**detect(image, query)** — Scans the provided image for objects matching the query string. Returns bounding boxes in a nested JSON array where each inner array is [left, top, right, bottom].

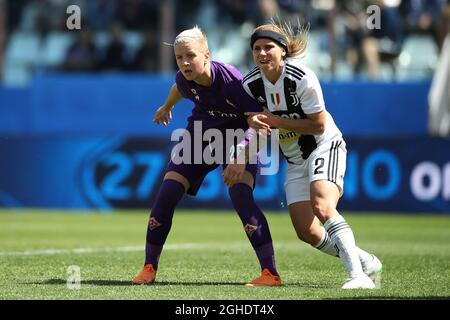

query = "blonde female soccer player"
[[238, 22, 382, 289], [132, 26, 281, 286]]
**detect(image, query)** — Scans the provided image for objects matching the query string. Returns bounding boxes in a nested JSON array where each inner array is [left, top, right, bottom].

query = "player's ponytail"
[[252, 18, 309, 59]]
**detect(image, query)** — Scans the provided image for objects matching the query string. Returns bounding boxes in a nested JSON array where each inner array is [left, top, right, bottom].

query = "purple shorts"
[[165, 126, 258, 196], [166, 161, 258, 196]]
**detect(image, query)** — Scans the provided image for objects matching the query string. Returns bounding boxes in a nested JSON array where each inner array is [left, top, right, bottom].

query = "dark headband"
[[250, 30, 288, 53]]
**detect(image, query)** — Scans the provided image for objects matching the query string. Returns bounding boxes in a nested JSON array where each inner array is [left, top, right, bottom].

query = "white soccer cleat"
[[341, 274, 376, 289], [363, 254, 382, 288]]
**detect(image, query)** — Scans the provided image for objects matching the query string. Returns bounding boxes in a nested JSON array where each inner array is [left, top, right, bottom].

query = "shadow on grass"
[[27, 279, 245, 286], [26, 279, 333, 288]]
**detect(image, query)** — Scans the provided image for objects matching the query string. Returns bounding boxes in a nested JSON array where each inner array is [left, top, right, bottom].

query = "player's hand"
[[153, 105, 172, 126], [222, 163, 246, 187], [245, 108, 276, 131], [246, 114, 272, 133]]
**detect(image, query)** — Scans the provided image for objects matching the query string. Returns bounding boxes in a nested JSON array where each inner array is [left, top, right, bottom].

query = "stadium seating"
[[397, 34, 440, 81], [3, 31, 40, 86], [3, 27, 440, 87], [122, 30, 144, 61], [36, 31, 74, 69], [304, 30, 332, 78]]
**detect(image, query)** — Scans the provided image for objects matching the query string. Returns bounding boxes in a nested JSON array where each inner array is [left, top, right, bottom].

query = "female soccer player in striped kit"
[[239, 21, 382, 289], [132, 26, 281, 286]]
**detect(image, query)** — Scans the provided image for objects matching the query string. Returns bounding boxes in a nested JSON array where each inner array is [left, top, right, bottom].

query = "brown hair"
[[253, 19, 309, 59]]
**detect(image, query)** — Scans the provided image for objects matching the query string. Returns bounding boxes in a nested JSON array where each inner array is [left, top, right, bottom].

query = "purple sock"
[[256, 243, 277, 275], [228, 183, 278, 275], [145, 179, 185, 269]]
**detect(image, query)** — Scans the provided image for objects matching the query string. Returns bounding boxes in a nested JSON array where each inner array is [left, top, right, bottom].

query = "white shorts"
[[284, 139, 347, 205]]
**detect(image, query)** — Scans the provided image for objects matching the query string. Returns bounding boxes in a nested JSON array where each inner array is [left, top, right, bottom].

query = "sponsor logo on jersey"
[[278, 129, 300, 142], [270, 93, 281, 106], [207, 110, 238, 118]]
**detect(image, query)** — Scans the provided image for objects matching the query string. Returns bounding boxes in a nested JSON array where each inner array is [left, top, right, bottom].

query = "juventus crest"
[[290, 92, 300, 107]]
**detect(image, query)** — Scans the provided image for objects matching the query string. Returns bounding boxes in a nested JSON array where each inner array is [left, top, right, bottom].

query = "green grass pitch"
[[0, 209, 449, 300]]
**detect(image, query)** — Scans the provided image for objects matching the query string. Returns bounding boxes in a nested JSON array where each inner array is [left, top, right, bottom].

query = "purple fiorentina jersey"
[[175, 61, 263, 131]]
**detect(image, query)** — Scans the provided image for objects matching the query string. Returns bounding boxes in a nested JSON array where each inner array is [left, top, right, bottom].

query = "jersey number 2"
[[314, 157, 325, 175]]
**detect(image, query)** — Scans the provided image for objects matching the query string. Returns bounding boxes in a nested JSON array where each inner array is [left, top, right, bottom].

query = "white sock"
[[314, 227, 339, 257], [356, 247, 374, 270], [314, 227, 374, 269], [324, 214, 364, 278]]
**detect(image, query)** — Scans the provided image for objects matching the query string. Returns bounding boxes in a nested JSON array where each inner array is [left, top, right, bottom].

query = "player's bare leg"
[[289, 201, 382, 284], [289, 201, 323, 245]]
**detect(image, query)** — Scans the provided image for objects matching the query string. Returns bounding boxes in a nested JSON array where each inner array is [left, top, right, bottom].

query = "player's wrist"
[[267, 115, 281, 127], [163, 104, 174, 111]]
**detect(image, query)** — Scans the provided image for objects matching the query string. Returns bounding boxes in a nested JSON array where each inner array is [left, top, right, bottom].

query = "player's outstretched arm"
[[245, 110, 325, 136], [269, 111, 325, 135], [152, 84, 183, 126]]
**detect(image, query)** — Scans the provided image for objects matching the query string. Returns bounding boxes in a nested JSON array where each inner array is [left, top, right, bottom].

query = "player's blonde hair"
[[253, 19, 309, 59], [174, 26, 209, 53]]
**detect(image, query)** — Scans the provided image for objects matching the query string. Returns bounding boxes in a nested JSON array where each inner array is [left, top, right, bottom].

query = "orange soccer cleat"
[[245, 268, 282, 287], [132, 264, 157, 285]]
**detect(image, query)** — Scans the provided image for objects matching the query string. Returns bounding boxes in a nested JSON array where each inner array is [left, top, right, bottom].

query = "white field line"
[[0, 242, 250, 257]]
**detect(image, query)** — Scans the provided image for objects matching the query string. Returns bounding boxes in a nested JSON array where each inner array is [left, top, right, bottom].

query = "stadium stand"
[[428, 34, 450, 136], [1, 0, 448, 85], [397, 34, 440, 80]]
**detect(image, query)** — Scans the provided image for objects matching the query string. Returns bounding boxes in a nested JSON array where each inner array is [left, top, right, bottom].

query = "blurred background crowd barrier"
[[0, 0, 449, 213]]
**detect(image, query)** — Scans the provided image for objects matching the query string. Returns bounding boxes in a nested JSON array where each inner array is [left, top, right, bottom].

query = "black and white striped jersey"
[[242, 58, 343, 165]]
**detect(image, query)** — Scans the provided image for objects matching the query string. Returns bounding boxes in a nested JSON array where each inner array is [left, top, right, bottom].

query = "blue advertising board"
[[0, 75, 430, 137], [0, 135, 448, 213]]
